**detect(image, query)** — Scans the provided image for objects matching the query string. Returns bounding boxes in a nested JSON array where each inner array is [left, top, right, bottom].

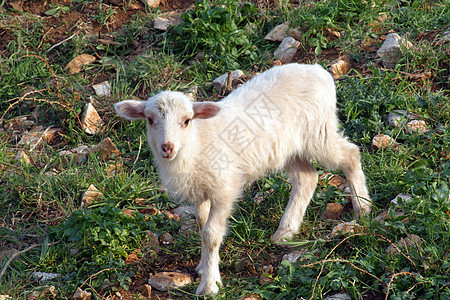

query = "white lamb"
[[114, 63, 372, 295]]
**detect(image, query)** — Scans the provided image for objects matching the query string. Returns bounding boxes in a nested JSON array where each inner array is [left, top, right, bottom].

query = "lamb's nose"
[[161, 142, 174, 155]]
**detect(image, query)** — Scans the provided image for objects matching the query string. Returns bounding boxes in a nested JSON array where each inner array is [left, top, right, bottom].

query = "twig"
[[0, 242, 59, 280], [385, 271, 416, 300], [133, 136, 143, 165], [46, 32, 78, 53]]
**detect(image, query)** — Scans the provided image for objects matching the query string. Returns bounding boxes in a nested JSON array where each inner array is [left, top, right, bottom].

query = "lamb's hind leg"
[[271, 157, 318, 244], [320, 138, 372, 218]]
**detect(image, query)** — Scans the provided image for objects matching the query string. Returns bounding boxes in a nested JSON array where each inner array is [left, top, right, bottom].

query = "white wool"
[[115, 63, 372, 295]]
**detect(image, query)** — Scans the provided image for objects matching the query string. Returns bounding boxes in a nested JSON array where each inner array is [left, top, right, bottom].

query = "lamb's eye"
[[184, 119, 191, 126], [148, 118, 153, 125]]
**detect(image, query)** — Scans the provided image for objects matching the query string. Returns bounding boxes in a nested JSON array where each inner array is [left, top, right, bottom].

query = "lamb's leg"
[[272, 157, 318, 244], [196, 197, 234, 295], [335, 140, 372, 218], [195, 199, 211, 275]]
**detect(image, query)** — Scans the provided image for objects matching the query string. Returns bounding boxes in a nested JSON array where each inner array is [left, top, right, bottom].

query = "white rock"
[[65, 54, 96, 74], [154, 16, 181, 31], [377, 33, 413, 68], [324, 293, 352, 300], [391, 193, 412, 205], [387, 110, 409, 127], [72, 287, 92, 300], [328, 220, 359, 238], [264, 22, 289, 42], [148, 272, 192, 291], [174, 205, 195, 218], [141, 0, 160, 8], [0, 296, 12, 300], [273, 37, 300, 64], [31, 272, 61, 281], [91, 137, 121, 161], [81, 184, 102, 208], [329, 59, 350, 79], [81, 103, 104, 135], [282, 248, 313, 264], [406, 120, 428, 133], [212, 70, 244, 92], [386, 234, 422, 255], [185, 86, 199, 101], [92, 81, 111, 97], [372, 134, 398, 151], [59, 145, 91, 164], [17, 131, 43, 149], [288, 28, 302, 41]]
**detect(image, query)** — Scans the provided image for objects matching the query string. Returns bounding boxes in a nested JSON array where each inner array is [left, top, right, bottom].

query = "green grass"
[[0, 0, 449, 299]]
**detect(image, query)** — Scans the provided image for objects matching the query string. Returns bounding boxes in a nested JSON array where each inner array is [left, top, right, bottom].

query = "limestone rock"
[[16, 150, 32, 166], [17, 131, 43, 149], [31, 272, 61, 281], [144, 231, 160, 250], [329, 59, 351, 79], [179, 218, 197, 237], [0, 296, 12, 300], [390, 193, 412, 205], [174, 205, 195, 218], [282, 248, 313, 264], [65, 54, 96, 74], [4, 116, 35, 132], [92, 81, 111, 97], [72, 287, 92, 300], [406, 120, 428, 133], [264, 22, 289, 42], [81, 103, 103, 135], [212, 70, 244, 92], [322, 203, 344, 220], [324, 293, 352, 300], [148, 272, 192, 291], [377, 33, 412, 68], [92, 137, 120, 161], [154, 16, 181, 31], [59, 145, 91, 164], [288, 28, 302, 41], [387, 110, 409, 127], [273, 37, 300, 64], [141, 0, 160, 8], [239, 294, 262, 300], [328, 220, 359, 238], [386, 234, 422, 255], [161, 232, 173, 245], [81, 184, 102, 208], [372, 134, 398, 151]]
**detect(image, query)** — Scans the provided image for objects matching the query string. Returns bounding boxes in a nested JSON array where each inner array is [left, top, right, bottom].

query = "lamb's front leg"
[[195, 199, 210, 275], [196, 198, 233, 295]]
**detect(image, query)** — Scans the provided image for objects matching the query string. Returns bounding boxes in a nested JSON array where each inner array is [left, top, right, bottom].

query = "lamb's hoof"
[[196, 281, 220, 295], [271, 228, 295, 245]]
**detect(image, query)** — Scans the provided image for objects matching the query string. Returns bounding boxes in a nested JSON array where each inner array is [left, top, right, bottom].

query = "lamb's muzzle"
[[114, 63, 372, 295]]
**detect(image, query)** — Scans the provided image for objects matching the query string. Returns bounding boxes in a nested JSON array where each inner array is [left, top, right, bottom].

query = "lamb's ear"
[[114, 100, 146, 120], [192, 102, 221, 119]]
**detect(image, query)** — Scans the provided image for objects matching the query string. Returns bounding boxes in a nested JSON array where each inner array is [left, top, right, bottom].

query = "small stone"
[[324, 293, 352, 300], [92, 137, 121, 161], [264, 22, 289, 42], [288, 28, 302, 41], [148, 272, 192, 291], [239, 294, 262, 300], [4, 116, 35, 132], [179, 218, 197, 237], [72, 287, 92, 300], [377, 33, 413, 68], [92, 81, 111, 97], [28, 291, 40, 300], [16, 150, 32, 166], [185, 86, 199, 101], [42, 126, 63, 144], [141, 0, 160, 8], [406, 120, 428, 133], [212, 70, 244, 92], [161, 232, 173, 245], [81, 184, 102, 208], [386, 234, 422, 255], [328, 220, 359, 238], [17, 131, 43, 149], [329, 59, 351, 79], [173, 205, 195, 218], [0, 296, 12, 300], [142, 284, 152, 297], [59, 145, 91, 164], [372, 134, 398, 151], [322, 203, 344, 220], [374, 210, 407, 223], [81, 103, 104, 135], [65, 54, 96, 74], [390, 193, 412, 205], [328, 175, 346, 190], [273, 37, 300, 64], [141, 207, 160, 216], [31, 272, 61, 281], [269, 59, 283, 67], [282, 249, 312, 264], [387, 110, 409, 127], [154, 16, 181, 31], [144, 231, 160, 249]]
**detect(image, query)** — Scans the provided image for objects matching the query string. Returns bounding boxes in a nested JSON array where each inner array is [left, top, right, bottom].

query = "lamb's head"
[[114, 91, 221, 161]]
